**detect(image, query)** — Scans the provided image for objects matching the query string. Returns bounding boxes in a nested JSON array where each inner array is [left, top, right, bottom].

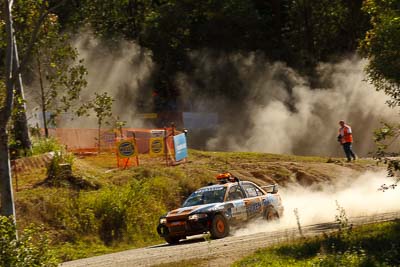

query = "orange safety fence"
[[47, 127, 180, 155], [46, 127, 187, 167]]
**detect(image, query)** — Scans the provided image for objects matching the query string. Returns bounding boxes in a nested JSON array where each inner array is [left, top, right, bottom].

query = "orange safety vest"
[[339, 124, 353, 144]]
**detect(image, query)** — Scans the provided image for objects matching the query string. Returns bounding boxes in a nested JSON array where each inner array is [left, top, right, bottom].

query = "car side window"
[[243, 183, 264, 197], [227, 185, 244, 201]]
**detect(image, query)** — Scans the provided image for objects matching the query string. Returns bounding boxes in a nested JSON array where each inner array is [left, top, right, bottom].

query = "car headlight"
[[188, 213, 208, 221], [160, 218, 167, 224]]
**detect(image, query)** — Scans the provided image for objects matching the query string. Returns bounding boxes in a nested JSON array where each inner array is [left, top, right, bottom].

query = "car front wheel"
[[264, 206, 279, 221], [210, 214, 230, 239]]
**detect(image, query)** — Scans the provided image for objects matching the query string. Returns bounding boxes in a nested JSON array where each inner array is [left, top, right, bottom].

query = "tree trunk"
[[37, 54, 49, 138], [1, 0, 17, 219], [13, 37, 32, 154], [98, 121, 101, 153], [0, 128, 16, 218]]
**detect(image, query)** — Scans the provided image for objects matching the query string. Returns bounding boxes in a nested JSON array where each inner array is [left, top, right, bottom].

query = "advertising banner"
[[173, 133, 188, 161], [117, 140, 138, 158], [149, 137, 164, 157]]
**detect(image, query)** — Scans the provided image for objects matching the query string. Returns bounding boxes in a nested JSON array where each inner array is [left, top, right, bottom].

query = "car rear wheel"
[[210, 214, 229, 239], [264, 207, 279, 221], [165, 236, 181, 245]]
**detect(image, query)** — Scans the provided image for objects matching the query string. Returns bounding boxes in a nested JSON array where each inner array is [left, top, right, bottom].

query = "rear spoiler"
[[261, 184, 279, 194]]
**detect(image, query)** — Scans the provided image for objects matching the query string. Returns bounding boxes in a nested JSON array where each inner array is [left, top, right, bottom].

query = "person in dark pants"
[[337, 120, 356, 162]]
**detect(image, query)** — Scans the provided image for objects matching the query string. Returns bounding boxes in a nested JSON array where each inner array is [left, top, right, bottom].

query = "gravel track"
[[60, 211, 400, 267]]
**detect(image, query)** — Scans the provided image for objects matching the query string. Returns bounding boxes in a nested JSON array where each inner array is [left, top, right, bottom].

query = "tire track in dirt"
[[60, 211, 400, 267]]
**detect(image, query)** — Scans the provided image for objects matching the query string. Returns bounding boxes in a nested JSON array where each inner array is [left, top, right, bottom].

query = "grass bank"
[[16, 163, 215, 261], [233, 220, 400, 267]]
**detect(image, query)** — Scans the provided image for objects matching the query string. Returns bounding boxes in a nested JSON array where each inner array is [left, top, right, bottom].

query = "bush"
[[54, 178, 168, 246], [91, 179, 166, 245], [32, 137, 64, 155], [0, 216, 58, 267], [45, 151, 75, 186]]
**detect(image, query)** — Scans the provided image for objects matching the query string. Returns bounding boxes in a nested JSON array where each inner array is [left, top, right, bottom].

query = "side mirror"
[[261, 184, 279, 194]]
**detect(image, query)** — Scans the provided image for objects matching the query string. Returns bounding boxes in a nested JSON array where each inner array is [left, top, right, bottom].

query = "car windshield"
[[182, 186, 227, 207]]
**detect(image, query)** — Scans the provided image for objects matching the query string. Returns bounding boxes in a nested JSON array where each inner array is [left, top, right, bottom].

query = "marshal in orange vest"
[[338, 124, 353, 144]]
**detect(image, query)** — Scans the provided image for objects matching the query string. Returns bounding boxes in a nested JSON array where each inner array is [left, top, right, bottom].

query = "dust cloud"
[[179, 52, 399, 157], [59, 31, 154, 128], [26, 35, 399, 156], [233, 171, 400, 236]]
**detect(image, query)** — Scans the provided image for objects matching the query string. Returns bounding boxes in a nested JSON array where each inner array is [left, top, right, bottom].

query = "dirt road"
[[60, 211, 400, 267]]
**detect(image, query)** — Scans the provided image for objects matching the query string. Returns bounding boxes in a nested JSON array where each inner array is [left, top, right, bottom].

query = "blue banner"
[[173, 133, 188, 161]]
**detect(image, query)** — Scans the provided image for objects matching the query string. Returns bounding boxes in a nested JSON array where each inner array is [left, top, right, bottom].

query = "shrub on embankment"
[[17, 182, 166, 260], [15, 162, 215, 261]]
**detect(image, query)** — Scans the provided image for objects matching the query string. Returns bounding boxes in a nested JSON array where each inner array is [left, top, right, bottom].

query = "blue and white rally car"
[[157, 173, 284, 244]]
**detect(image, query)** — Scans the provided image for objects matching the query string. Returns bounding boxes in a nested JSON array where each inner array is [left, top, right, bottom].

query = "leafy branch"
[[373, 122, 400, 191]]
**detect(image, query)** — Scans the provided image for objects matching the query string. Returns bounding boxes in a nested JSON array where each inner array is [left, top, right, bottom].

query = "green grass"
[[233, 221, 400, 267], [189, 149, 374, 164], [189, 150, 330, 163], [13, 167, 47, 190]]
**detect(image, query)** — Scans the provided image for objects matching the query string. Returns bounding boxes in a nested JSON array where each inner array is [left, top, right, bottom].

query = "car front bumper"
[[157, 219, 210, 238]]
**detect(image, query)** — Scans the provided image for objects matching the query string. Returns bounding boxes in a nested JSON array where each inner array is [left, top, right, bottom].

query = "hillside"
[[12, 150, 382, 261]]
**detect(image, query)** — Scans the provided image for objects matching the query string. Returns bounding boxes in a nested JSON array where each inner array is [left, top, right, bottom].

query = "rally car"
[[157, 173, 284, 244]]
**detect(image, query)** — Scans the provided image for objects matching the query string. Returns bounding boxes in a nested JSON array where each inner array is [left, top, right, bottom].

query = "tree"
[[359, 0, 400, 188], [12, 37, 31, 156], [359, 0, 400, 107], [283, 0, 369, 69], [0, 0, 67, 218], [77, 92, 114, 152], [3, 1, 87, 142], [71, 0, 152, 40], [1, 0, 18, 219], [4, 0, 46, 157], [8, 1, 87, 138], [372, 122, 400, 190], [8, 0, 54, 155], [66, 0, 369, 113], [33, 30, 87, 138]]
